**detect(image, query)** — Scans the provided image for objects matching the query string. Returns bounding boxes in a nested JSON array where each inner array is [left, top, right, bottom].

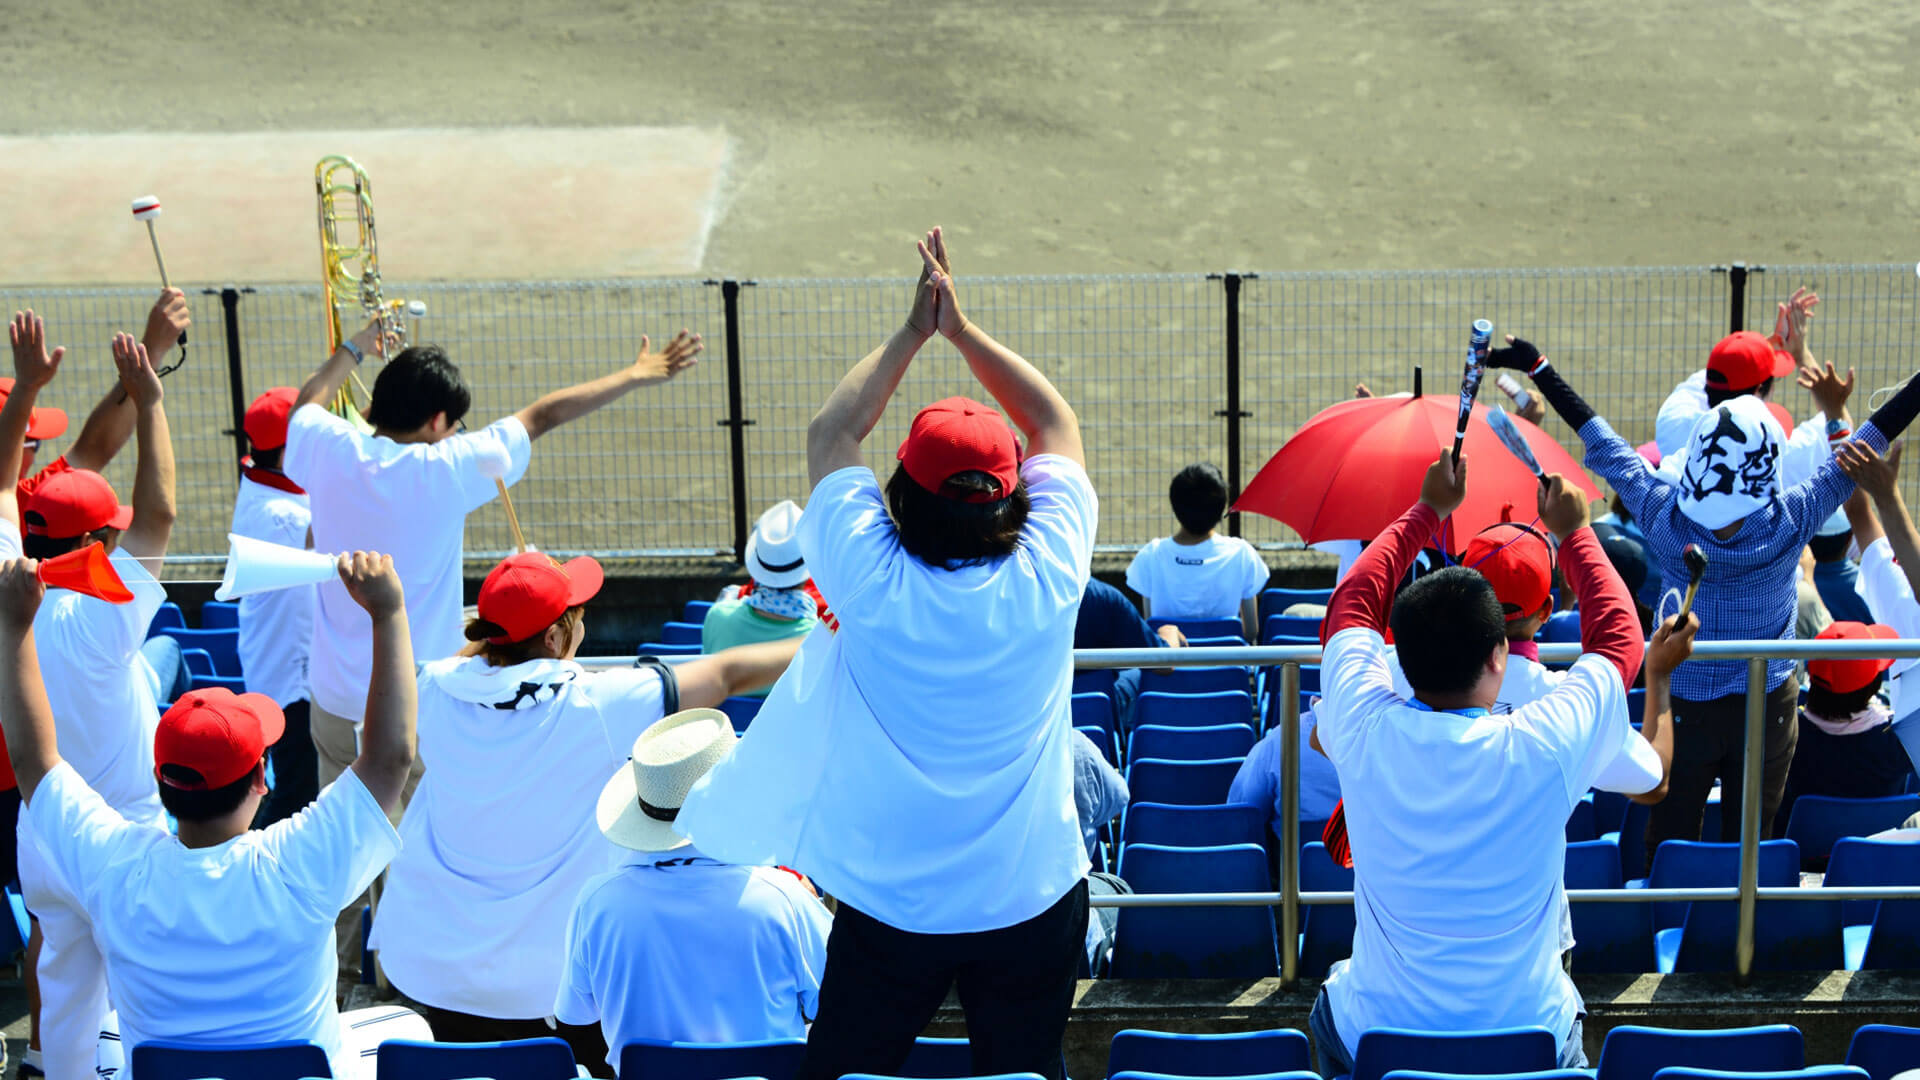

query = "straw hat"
[[596, 708, 736, 852], [745, 500, 808, 588]]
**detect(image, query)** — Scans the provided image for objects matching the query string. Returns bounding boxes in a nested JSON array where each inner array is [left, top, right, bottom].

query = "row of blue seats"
[[128, 1021, 1920, 1080]]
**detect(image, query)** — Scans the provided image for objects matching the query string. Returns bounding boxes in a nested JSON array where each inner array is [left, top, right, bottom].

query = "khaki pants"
[[312, 700, 424, 993]]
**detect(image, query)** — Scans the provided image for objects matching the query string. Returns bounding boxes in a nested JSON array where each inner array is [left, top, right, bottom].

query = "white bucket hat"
[[1676, 396, 1784, 530], [745, 499, 808, 589], [596, 708, 736, 852]]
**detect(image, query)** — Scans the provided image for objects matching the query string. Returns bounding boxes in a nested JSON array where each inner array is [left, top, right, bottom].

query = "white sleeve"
[[24, 763, 144, 908], [0, 518, 19, 559], [104, 552, 168, 658], [1590, 730, 1663, 795], [260, 769, 402, 921], [1654, 372, 1708, 458], [1017, 455, 1098, 593], [1124, 543, 1155, 599], [553, 892, 599, 1026], [769, 873, 833, 1022], [441, 417, 534, 512], [281, 403, 356, 490], [1236, 540, 1271, 598], [1512, 654, 1632, 806], [797, 466, 900, 622], [1313, 627, 1401, 765], [581, 667, 669, 758], [1860, 539, 1920, 638], [1780, 411, 1832, 491]]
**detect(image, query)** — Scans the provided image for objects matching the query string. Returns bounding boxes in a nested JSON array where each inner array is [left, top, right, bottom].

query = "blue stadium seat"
[[1136, 690, 1255, 730], [157, 627, 242, 677], [1349, 1027, 1558, 1080], [130, 1040, 330, 1080], [1259, 587, 1332, 622], [618, 1037, 807, 1080], [1075, 669, 1120, 698], [1077, 725, 1118, 769], [1823, 838, 1920, 969], [636, 642, 702, 657], [1151, 616, 1245, 641], [1591, 789, 1630, 843], [1783, 795, 1920, 868], [0, 883, 28, 959], [661, 620, 704, 645], [897, 1036, 972, 1077], [180, 648, 217, 677], [1110, 843, 1276, 979], [848, 1075, 1040, 1080], [718, 696, 763, 734], [147, 601, 186, 638], [1594, 1024, 1804, 1080], [1670, 892, 1843, 973], [1140, 668, 1252, 696], [1074, 691, 1119, 740], [1652, 1069, 1865, 1080], [1185, 635, 1252, 652], [376, 1036, 575, 1079], [1129, 723, 1256, 763], [1536, 610, 1581, 643], [1119, 803, 1266, 864], [189, 674, 247, 695], [683, 599, 714, 623], [1261, 615, 1323, 644], [1567, 794, 1598, 843], [1384, 1072, 1589, 1080], [1847, 1024, 1920, 1080], [1627, 687, 1647, 724], [1565, 837, 1653, 973], [1299, 840, 1354, 979], [1116, 1072, 1316, 1080], [1635, 840, 1799, 932], [1105, 1027, 1312, 1076], [199, 600, 240, 629], [1125, 758, 1244, 807]]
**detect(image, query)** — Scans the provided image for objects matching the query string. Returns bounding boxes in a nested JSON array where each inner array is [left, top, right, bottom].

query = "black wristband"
[[1867, 375, 1920, 442]]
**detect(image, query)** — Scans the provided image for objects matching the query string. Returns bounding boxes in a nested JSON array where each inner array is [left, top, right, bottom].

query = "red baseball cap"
[[154, 688, 286, 790], [23, 469, 132, 538], [1706, 331, 1796, 392], [244, 387, 299, 451], [896, 396, 1020, 502], [0, 378, 69, 441], [472, 552, 605, 644], [1808, 622, 1899, 694], [1461, 523, 1554, 621]]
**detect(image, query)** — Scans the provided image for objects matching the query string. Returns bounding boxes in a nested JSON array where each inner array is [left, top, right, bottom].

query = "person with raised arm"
[[1495, 333, 1920, 865], [1305, 450, 1688, 1074], [678, 228, 1093, 1080], [1836, 442, 1920, 777]]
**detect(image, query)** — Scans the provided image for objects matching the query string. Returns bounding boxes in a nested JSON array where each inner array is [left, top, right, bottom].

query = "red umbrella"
[[1234, 393, 1601, 545]]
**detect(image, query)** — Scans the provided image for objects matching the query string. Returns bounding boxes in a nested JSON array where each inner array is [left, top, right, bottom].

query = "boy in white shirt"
[[557, 709, 833, 1075], [1126, 463, 1269, 638], [230, 387, 318, 825], [0, 551, 430, 1080]]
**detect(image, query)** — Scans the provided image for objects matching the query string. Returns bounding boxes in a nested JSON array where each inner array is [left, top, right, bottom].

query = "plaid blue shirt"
[[1580, 416, 1888, 701]]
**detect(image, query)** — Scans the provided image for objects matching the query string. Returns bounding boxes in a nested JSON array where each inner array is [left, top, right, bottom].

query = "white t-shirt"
[[230, 476, 315, 708], [1858, 538, 1920, 723], [0, 516, 18, 558], [1314, 627, 1630, 1057], [26, 763, 400, 1080], [283, 404, 531, 721], [555, 849, 833, 1072], [677, 455, 1097, 933], [1125, 534, 1269, 622], [374, 656, 669, 1019], [28, 549, 167, 824]]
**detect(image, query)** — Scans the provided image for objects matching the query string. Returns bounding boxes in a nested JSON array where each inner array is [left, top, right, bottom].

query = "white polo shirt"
[[1314, 627, 1629, 1057], [283, 404, 531, 722], [555, 849, 833, 1072], [678, 454, 1097, 933], [374, 656, 670, 1019], [25, 763, 400, 1080], [1858, 538, 1920, 723], [1125, 534, 1269, 622], [230, 475, 315, 708]]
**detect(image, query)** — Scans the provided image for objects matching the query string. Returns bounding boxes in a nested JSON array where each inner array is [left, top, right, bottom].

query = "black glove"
[[1484, 337, 1543, 372]]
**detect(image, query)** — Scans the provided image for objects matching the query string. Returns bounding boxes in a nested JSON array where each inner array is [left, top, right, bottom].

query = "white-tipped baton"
[[130, 196, 170, 288]]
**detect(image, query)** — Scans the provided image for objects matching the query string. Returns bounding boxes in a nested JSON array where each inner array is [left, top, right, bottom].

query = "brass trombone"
[[315, 155, 420, 426]]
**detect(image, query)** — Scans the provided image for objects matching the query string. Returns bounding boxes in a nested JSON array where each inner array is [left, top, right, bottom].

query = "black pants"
[[800, 879, 1088, 1080], [418, 1002, 613, 1079], [256, 699, 319, 828], [1644, 677, 1799, 873]]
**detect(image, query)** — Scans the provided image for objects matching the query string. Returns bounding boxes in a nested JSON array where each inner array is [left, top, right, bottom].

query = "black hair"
[[20, 520, 110, 560], [885, 465, 1030, 569], [249, 446, 283, 470], [1169, 463, 1229, 536], [1390, 567, 1508, 695], [1806, 673, 1885, 720], [157, 762, 259, 823], [1704, 376, 1771, 408], [1808, 530, 1853, 563], [365, 345, 471, 433]]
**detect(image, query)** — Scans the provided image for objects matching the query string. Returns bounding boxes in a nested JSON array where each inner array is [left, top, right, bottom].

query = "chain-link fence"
[[2, 263, 1913, 564]]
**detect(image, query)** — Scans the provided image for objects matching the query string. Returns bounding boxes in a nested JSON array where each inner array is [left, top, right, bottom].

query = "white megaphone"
[[215, 533, 338, 601]]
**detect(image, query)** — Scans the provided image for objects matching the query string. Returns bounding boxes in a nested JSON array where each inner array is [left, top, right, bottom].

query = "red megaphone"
[[37, 542, 133, 603]]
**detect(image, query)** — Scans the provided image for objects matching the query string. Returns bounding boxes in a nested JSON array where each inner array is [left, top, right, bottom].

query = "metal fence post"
[[216, 285, 250, 466], [713, 279, 756, 562], [1734, 656, 1767, 983], [1278, 659, 1302, 988], [1721, 262, 1766, 334], [1212, 272, 1254, 537]]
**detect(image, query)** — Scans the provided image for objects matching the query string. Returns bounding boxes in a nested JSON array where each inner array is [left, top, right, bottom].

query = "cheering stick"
[[476, 445, 529, 553], [1679, 543, 1709, 618], [1451, 319, 1495, 464], [130, 196, 188, 387]]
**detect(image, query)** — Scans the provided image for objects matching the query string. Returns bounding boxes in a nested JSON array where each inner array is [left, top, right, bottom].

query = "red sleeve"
[[1558, 525, 1644, 691], [1323, 503, 1442, 643]]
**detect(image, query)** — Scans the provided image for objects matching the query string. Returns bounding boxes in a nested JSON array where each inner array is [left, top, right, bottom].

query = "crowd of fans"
[[0, 234, 1915, 1079]]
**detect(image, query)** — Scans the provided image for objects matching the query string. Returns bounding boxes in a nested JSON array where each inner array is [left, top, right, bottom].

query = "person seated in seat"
[[375, 551, 800, 1073], [702, 500, 820, 695], [555, 709, 833, 1074], [0, 551, 432, 1080], [1838, 443, 1920, 774], [1778, 621, 1915, 838], [1126, 463, 1270, 639], [1073, 577, 1186, 724]]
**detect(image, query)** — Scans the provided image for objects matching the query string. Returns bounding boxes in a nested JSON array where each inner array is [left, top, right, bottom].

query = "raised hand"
[[141, 288, 191, 358], [1647, 612, 1700, 679], [631, 330, 703, 384], [111, 333, 163, 407], [9, 312, 65, 389], [1796, 358, 1855, 419], [338, 551, 404, 619], [348, 317, 399, 362], [1485, 334, 1543, 372], [0, 558, 46, 633], [907, 228, 940, 337], [1419, 450, 1468, 517], [1353, 382, 1374, 399], [1537, 471, 1590, 540], [1837, 441, 1902, 503], [917, 226, 969, 339], [1777, 286, 1819, 363]]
